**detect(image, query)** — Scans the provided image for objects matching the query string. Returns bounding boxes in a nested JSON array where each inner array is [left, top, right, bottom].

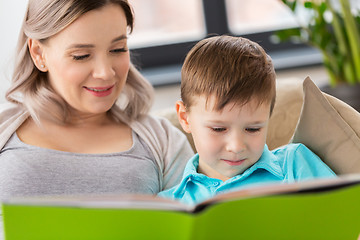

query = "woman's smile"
[[83, 85, 115, 97]]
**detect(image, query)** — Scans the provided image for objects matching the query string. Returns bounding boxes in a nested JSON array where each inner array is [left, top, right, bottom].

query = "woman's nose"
[[92, 57, 115, 80]]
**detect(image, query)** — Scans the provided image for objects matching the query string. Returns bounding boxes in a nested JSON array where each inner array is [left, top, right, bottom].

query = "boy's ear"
[[28, 38, 48, 72], [175, 100, 191, 133]]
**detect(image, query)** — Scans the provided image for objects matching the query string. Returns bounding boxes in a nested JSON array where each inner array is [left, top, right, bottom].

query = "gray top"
[[0, 104, 195, 240], [0, 131, 160, 200]]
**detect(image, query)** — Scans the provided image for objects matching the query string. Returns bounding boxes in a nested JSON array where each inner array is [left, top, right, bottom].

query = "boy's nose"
[[92, 58, 115, 80], [225, 133, 246, 154]]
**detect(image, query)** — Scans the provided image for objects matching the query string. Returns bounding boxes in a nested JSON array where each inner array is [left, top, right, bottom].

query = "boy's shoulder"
[[271, 143, 312, 158], [271, 143, 336, 179], [268, 143, 317, 169]]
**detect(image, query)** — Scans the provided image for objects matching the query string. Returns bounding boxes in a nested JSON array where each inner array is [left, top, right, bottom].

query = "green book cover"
[[2, 175, 360, 240]]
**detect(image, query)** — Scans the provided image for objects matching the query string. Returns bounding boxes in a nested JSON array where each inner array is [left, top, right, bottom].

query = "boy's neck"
[[198, 162, 230, 182]]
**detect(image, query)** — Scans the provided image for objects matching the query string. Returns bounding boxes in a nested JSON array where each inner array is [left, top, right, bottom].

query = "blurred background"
[[0, 0, 329, 111]]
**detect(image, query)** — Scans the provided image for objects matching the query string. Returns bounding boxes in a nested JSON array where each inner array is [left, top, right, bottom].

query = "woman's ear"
[[28, 38, 48, 72], [175, 100, 191, 133]]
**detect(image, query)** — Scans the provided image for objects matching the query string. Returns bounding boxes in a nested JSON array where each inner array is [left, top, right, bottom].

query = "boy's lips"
[[221, 158, 246, 166]]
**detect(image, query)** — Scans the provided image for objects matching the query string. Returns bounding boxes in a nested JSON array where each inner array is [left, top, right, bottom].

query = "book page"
[[3, 174, 360, 214], [195, 174, 360, 211], [2, 193, 194, 212]]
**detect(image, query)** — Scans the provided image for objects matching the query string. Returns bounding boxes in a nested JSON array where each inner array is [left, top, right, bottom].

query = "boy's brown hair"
[[181, 35, 276, 114]]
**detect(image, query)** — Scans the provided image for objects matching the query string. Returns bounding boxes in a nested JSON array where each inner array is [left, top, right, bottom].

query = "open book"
[[2, 174, 360, 240]]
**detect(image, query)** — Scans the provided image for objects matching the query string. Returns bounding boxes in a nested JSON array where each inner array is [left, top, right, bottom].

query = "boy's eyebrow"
[[205, 120, 268, 127], [248, 120, 268, 124], [206, 118, 267, 123], [247, 121, 268, 126], [67, 35, 127, 49]]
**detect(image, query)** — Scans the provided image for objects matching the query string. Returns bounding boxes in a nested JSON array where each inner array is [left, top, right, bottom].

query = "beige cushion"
[[267, 79, 303, 150], [291, 77, 360, 174]]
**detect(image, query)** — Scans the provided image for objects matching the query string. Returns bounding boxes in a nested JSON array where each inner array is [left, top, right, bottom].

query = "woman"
[[0, 0, 193, 199]]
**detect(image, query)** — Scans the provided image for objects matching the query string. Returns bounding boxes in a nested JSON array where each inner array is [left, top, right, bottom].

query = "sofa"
[[155, 77, 360, 175]]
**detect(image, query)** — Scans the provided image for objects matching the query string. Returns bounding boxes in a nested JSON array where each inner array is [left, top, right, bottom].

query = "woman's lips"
[[84, 85, 114, 97], [222, 159, 246, 166]]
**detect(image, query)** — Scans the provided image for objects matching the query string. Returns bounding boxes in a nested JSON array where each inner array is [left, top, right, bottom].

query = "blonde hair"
[[6, 0, 153, 124], [181, 35, 276, 115]]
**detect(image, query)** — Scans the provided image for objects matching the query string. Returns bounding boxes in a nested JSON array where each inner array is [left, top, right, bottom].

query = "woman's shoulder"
[[133, 113, 180, 134], [0, 102, 27, 122], [0, 102, 29, 150], [131, 113, 191, 152]]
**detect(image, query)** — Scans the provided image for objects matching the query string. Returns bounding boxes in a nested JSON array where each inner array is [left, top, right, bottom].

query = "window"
[[225, 0, 298, 34], [128, 0, 205, 48], [129, 0, 318, 86]]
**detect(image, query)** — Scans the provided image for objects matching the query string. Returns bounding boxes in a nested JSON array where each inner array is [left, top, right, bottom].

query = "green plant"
[[276, 0, 360, 86]]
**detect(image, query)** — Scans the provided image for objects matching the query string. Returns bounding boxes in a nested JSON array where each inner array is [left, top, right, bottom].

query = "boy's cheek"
[[203, 137, 222, 154], [194, 135, 219, 154], [254, 137, 267, 157]]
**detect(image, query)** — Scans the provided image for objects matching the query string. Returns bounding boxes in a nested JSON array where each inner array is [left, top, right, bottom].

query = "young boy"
[[158, 35, 336, 205]]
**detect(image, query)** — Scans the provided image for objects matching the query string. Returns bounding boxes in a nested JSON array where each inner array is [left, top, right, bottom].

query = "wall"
[[0, 1, 27, 102]]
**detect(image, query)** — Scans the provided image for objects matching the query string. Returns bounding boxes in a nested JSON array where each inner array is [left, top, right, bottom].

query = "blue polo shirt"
[[158, 143, 336, 205]]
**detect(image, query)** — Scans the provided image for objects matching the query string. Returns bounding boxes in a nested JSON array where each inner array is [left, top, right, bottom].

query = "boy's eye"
[[211, 127, 227, 132], [110, 48, 128, 53], [246, 128, 261, 133], [72, 54, 90, 61]]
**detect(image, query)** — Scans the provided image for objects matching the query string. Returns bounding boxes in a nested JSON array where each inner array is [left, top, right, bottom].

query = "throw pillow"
[[291, 77, 360, 174]]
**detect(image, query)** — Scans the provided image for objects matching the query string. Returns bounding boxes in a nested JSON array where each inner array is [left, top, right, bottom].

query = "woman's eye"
[[246, 128, 260, 133], [211, 127, 226, 132], [72, 54, 90, 61], [110, 48, 128, 53]]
